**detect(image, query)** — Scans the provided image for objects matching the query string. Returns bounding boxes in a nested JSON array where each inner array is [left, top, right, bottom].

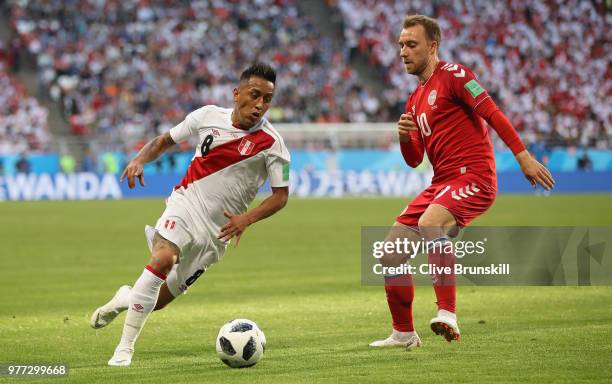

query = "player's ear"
[[233, 87, 239, 102], [430, 40, 438, 55]]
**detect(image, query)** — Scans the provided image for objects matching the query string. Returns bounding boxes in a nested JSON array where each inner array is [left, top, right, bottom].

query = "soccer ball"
[[216, 319, 266, 368]]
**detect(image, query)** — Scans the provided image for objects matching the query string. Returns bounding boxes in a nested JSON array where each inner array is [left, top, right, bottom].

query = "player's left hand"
[[516, 151, 555, 190], [218, 211, 251, 247]]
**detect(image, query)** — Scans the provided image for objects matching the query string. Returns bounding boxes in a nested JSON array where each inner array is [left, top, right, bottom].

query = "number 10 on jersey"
[[416, 112, 431, 137]]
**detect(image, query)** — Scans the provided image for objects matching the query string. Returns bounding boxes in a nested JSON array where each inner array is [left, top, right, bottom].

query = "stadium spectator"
[[0, 38, 20, 72], [577, 152, 593, 171], [166, 149, 177, 172], [80, 147, 96, 172], [60, 152, 77, 174], [15, 152, 31, 173], [101, 152, 119, 174]]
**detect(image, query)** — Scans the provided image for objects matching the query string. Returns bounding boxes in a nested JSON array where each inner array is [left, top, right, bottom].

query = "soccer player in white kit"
[[90, 63, 290, 367]]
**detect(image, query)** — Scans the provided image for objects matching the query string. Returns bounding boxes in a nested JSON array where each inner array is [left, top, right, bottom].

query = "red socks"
[[428, 239, 456, 313], [383, 237, 456, 331], [384, 274, 414, 332]]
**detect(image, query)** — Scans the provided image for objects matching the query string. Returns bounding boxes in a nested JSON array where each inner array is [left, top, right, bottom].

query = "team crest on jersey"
[[211, 128, 220, 137], [238, 138, 255, 155], [428, 90, 437, 106]]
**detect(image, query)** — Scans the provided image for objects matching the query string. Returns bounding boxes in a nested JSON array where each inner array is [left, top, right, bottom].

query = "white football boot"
[[369, 330, 421, 349], [108, 347, 134, 367], [429, 309, 460, 342], [90, 285, 132, 329]]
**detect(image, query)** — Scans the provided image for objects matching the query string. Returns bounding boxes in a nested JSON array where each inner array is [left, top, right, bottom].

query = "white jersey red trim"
[[175, 128, 276, 190], [166, 105, 290, 239]]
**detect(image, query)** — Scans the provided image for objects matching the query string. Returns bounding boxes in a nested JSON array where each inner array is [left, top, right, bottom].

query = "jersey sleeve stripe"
[[472, 95, 492, 111]]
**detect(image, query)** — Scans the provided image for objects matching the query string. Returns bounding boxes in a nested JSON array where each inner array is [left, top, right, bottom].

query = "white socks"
[[117, 267, 165, 351]]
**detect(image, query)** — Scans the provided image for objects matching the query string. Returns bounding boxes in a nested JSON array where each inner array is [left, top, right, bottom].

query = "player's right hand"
[[398, 113, 418, 142], [120, 160, 145, 189]]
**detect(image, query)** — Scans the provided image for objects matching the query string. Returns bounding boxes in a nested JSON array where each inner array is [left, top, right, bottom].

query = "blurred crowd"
[[9, 0, 385, 152], [333, 0, 611, 149], [5, 0, 610, 154], [0, 39, 49, 155]]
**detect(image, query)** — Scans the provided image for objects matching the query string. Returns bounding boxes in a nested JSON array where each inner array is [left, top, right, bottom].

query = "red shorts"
[[397, 174, 497, 227]]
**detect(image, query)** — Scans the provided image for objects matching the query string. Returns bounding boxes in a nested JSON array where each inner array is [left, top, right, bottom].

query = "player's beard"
[[413, 57, 429, 77], [404, 56, 425, 76]]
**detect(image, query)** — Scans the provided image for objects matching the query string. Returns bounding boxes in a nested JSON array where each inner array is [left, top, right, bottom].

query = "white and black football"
[[215, 319, 266, 368]]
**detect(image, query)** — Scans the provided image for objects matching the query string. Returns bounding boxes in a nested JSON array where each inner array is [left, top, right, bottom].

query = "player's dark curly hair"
[[240, 62, 276, 85]]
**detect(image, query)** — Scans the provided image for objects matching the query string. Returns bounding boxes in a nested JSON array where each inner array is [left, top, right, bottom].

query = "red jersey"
[[406, 61, 496, 185]]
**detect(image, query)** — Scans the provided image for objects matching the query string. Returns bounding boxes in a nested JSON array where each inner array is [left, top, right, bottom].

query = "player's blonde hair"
[[403, 15, 441, 48]]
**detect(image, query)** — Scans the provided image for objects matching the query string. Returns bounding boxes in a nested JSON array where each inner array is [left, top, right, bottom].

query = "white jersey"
[[166, 105, 290, 238]]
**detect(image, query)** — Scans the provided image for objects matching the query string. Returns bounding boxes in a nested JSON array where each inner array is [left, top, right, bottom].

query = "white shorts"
[[145, 202, 227, 297]]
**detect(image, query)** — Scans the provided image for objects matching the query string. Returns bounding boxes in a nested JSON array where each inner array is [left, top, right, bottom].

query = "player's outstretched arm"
[[120, 132, 176, 189], [487, 112, 555, 190], [474, 98, 555, 191], [398, 113, 424, 168], [218, 186, 289, 247]]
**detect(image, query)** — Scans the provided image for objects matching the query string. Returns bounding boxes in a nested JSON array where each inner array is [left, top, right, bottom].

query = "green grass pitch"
[[1, 195, 611, 383]]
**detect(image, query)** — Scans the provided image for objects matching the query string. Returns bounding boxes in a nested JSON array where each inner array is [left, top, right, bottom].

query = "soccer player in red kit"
[[370, 15, 555, 348]]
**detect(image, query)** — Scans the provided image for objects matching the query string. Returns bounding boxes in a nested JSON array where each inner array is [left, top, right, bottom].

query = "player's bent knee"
[[150, 233, 180, 275], [381, 253, 407, 268], [150, 249, 176, 275], [418, 214, 440, 229], [419, 204, 457, 230]]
